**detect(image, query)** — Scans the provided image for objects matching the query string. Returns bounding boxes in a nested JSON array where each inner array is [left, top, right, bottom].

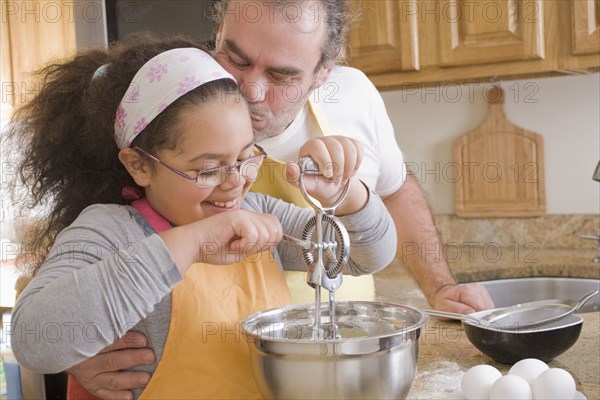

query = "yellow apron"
[[251, 99, 376, 304], [139, 256, 290, 399], [131, 201, 291, 399]]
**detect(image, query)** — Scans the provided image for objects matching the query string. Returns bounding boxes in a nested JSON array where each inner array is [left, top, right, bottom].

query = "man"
[[68, 1, 494, 398]]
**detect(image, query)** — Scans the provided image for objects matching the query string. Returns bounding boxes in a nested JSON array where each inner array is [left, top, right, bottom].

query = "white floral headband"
[[114, 48, 236, 149]]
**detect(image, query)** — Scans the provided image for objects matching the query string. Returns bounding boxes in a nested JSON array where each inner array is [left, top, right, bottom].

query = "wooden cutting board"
[[454, 86, 546, 217]]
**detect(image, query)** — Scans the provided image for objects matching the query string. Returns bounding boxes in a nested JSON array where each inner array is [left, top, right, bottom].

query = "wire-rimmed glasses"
[[134, 144, 267, 188]]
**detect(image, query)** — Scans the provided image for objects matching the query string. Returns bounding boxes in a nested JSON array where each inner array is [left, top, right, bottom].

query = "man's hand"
[[383, 174, 496, 314], [289, 136, 367, 215], [67, 331, 155, 400], [432, 283, 495, 314]]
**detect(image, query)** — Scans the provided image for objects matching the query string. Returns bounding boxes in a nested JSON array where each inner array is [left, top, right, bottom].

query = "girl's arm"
[[244, 190, 397, 276], [11, 205, 181, 373], [260, 136, 397, 274], [12, 203, 285, 372]]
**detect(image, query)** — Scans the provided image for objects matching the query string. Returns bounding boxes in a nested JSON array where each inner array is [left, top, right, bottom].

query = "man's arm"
[[383, 173, 495, 313]]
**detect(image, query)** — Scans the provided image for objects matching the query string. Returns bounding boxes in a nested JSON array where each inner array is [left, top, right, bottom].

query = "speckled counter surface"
[[406, 313, 599, 399], [372, 254, 600, 307], [446, 248, 600, 282], [430, 214, 600, 281], [373, 258, 600, 399]]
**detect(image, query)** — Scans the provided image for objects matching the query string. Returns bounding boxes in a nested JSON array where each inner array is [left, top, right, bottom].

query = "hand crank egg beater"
[[282, 157, 351, 340], [242, 158, 429, 398]]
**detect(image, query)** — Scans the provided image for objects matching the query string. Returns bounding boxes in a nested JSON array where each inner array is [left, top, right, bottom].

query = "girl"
[[7, 34, 396, 399]]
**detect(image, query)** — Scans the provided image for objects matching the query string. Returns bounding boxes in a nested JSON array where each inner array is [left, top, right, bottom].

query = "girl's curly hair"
[[3, 32, 237, 277]]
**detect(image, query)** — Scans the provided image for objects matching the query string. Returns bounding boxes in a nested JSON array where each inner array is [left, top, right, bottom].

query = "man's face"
[[214, 0, 332, 141]]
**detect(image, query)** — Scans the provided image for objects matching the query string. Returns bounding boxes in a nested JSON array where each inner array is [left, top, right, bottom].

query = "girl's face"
[[143, 94, 256, 226]]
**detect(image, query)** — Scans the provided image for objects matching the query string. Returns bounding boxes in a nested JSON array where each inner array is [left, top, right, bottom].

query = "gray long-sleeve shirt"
[[11, 191, 396, 378]]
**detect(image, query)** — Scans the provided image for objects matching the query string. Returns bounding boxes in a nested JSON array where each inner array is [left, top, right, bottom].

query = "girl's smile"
[[203, 197, 241, 211], [141, 93, 256, 226]]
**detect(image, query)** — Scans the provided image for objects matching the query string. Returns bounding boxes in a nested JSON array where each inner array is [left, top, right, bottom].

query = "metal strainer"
[[425, 289, 598, 330]]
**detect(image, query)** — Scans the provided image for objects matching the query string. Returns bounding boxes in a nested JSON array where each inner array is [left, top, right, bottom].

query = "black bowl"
[[462, 314, 583, 364]]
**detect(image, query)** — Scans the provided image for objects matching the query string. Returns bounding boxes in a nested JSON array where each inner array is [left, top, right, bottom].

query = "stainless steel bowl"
[[242, 301, 429, 400]]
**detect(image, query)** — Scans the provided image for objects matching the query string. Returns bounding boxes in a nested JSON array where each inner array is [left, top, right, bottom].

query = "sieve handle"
[[422, 309, 479, 324]]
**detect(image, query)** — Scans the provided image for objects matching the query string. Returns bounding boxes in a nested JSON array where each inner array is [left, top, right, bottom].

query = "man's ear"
[[312, 63, 333, 90], [118, 148, 152, 187]]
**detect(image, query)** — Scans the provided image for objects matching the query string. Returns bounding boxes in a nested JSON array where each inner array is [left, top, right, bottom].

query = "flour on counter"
[[409, 361, 463, 399]]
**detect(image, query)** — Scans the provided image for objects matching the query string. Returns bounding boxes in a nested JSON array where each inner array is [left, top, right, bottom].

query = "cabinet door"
[[439, 0, 544, 66], [348, 0, 419, 73], [571, 0, 600, 55]]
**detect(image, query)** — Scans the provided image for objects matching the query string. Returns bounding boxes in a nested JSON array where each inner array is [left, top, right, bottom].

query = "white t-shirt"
[[259, 66, 406, 197]]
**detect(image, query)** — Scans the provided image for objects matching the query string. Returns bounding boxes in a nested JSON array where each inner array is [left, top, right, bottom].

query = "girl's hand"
[[195, 210, 283, 264], [159, 210, 283, 274], [286, 136, 368, 215]]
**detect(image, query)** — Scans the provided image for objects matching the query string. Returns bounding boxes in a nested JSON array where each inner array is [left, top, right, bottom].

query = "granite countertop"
[[430, 214, 600, 281], [446, 248, 600, 282], [408, 313, 599, 399], [373, 258, 600, 399]]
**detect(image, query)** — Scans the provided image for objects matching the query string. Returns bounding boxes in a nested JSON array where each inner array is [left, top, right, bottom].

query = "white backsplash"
[[381, 73, 600, 215]]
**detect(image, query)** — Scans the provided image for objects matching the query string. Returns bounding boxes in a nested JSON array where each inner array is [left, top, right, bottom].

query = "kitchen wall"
[[2, 74, 598, 246], [381, 73, 600, 215]]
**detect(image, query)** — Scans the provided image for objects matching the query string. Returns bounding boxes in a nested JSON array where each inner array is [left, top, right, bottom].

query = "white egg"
[[461, 365, 502, 400], [531, 368, 576, 400], [508, 358, 550, 385], [488, 375, 533, 400]]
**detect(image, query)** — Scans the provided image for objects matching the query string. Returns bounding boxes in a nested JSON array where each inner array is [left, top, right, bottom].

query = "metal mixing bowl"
[[242, 301, 429, 400]]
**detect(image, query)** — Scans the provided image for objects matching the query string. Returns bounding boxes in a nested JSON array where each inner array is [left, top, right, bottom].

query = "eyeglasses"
[[134, 144, 267, 188]]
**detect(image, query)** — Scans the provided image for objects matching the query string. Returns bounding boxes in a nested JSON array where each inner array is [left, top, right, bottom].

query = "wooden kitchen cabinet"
[[348, 0, 600, 90], [347, 0, 419, 73], [571, 0, 600, 55], [437, 0, 544, 67], [562, 0, 600, 69]]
